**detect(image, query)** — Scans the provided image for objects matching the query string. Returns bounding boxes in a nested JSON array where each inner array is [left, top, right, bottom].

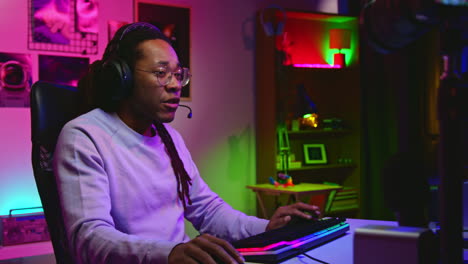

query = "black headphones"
[[98, 22, 163, 103], [260, 4, 287, 36]]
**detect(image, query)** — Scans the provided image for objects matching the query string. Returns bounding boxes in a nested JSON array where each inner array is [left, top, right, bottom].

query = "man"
[[54, 22, 319, 264]]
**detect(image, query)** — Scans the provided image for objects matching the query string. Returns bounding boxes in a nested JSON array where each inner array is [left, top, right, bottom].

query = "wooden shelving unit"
[[288, 164, 357, 171], [254, 9, 361, 218]]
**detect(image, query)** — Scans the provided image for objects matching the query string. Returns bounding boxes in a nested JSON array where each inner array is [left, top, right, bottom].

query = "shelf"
[[0, 241, 54, 261], [254, 9, 361, 218], [288, 129, 351, 137], [286, 65, 353, 73], [283, 163, 357, 171]]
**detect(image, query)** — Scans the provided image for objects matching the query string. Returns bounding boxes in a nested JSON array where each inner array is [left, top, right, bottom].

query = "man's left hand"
[[265, 202, 320, 231]]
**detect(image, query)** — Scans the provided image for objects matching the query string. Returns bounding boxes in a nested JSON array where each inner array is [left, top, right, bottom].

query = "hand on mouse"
[[168, 234, 245, 264], [265, 202, 320, 231]]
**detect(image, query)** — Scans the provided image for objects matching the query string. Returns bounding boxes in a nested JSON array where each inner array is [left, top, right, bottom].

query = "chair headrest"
[[31, 81, 81, 150]]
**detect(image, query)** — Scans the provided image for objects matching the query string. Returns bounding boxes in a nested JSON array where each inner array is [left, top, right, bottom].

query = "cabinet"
[[254, 10, 361, 217]]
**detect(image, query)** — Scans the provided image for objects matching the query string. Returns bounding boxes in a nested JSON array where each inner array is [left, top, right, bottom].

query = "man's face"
[[129, 39, 182, 123]]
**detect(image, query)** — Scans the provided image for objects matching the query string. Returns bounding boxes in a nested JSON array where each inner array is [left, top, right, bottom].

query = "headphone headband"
[[119, 22, 162, 41]]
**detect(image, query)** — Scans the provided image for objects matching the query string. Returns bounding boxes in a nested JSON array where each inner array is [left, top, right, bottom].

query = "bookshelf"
[[255, 10, 361, 218]]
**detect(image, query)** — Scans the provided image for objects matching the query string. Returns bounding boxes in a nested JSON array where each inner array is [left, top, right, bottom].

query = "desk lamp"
[[329, 29, 351, 67], [276, 124, 290, 174]]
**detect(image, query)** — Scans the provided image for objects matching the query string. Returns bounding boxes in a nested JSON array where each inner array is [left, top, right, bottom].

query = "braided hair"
[[154, 122, 192, 209], [78, 22, 193, 209]]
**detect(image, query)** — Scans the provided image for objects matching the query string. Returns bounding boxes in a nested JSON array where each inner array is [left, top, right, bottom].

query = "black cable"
[[301, 252, 330, 264]]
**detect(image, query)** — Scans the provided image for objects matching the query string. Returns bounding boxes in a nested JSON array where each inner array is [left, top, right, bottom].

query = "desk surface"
[[247, 218, 468, 264], [2, 219, 466, 263], [246, 183, 342, 194]]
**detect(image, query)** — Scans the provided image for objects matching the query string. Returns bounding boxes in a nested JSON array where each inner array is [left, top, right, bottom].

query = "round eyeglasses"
[[136, 67, 191, 87]]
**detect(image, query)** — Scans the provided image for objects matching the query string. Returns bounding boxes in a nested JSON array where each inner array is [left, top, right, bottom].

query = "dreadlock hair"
[[78, 22, 193, 209], [154, 122, 192, 209]]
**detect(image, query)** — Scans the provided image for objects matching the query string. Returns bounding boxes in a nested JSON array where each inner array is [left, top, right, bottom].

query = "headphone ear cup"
[[117, 58, 133, 96], [263, 22, 274, 36], [99, 57, 133, 103]]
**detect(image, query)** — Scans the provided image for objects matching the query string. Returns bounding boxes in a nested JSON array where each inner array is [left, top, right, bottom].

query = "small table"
[[246, 183, 342, 219]]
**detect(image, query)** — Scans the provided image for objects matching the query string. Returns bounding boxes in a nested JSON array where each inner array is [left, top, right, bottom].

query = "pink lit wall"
[[0, 0, 337, 230]]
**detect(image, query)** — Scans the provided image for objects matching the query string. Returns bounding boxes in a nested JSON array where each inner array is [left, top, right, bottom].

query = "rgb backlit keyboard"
[[232, 217, 350, 263]]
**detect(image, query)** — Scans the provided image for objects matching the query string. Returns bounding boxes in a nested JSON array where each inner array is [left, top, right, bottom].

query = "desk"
[[0, 241, 54, 263], [246, 218, 468, 264], [247, 183, 342, 218], [1, 220, 466, 263]]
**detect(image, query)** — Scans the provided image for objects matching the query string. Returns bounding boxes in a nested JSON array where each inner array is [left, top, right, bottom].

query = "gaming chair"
[[30, 80, 81, 264]]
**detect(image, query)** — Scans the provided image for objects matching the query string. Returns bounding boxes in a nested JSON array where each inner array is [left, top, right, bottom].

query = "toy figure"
[[269, 173, 294, 187]]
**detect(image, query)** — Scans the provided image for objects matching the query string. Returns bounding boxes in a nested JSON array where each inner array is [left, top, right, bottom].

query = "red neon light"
[[293, 63, 341, 69]]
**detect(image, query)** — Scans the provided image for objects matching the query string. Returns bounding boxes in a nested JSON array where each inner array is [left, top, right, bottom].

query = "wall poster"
[[38, 55, 89, 87], [0, 53, 32, 108]]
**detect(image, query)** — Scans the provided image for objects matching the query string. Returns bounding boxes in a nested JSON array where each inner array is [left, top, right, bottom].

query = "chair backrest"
[[30, 81, 81, 264]]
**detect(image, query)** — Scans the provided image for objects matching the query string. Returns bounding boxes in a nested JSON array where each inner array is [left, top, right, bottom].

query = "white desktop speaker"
[[354, 225, 437, 264]]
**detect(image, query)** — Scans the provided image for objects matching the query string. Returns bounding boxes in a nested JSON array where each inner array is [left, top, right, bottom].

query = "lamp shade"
[[329, 29, 351, 50]]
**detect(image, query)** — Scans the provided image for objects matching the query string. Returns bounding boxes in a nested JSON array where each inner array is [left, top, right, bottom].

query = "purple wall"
[[0, 0, 337, 227]]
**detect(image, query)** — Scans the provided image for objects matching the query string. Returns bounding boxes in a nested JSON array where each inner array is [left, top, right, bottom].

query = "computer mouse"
[[287, 211, 319, 226]]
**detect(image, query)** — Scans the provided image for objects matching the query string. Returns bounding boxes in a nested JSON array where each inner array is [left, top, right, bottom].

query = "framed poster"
[[108, 20, 129, 41], [0, 53, 32, 108], [39, 55, 89, 87], [134, 1, 191, 100], [29, 0, 99, 54], [303, 144, 327, 165]]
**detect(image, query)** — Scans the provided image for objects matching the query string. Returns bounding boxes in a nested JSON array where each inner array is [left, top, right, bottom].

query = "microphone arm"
[[179, 104, 192, 119]]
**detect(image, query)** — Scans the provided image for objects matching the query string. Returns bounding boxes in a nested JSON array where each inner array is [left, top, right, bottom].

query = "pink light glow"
[[293, 63, 341, 69], [237, 238, 303, 253]]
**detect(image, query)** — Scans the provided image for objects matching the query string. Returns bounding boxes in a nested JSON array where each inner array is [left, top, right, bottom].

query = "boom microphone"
[[179, 104, 192, 119]]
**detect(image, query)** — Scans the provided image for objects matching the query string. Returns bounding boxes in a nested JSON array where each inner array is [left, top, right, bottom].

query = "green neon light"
[[322, 28, 357, 66]]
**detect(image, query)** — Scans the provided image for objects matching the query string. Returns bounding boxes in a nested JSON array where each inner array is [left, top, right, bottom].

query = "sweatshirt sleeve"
[[166, 125, 269, 241], [54, 124, 177, 264], [185, 173, 269, 242]]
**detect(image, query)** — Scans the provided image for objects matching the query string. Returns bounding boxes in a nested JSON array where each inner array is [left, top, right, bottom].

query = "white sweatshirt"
[[54, 108, 268, 264]]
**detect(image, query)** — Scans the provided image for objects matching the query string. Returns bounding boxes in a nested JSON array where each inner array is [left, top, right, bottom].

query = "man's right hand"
[[168, 234, 245, 264]]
